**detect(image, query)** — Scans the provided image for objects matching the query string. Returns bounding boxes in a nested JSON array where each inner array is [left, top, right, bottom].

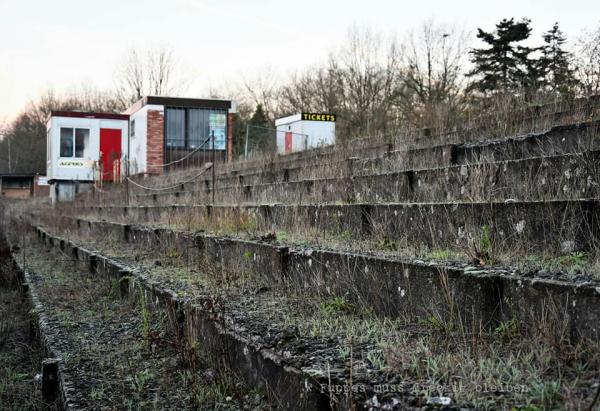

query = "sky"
[[0, 0, 599, 123]]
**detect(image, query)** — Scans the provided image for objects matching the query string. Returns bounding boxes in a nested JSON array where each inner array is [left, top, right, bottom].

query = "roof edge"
[[50, 111, 129, 121], [124, 96, 233, 114]]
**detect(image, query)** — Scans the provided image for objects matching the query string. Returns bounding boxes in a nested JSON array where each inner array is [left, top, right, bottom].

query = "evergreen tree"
[[467, 18, 535, 94], [538, 23, 578, 94], [249, 104, 270, 128], [247, 104, 273, 156]]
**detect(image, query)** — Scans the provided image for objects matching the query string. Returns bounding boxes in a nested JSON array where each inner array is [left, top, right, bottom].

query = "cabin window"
[[60, 128, 73, 157], [165, 107, 226, 150], [60, 127, 89, 158], [187, 108, 208, 149], [166, 108, 185, 148], [75, 129, 88, 157]]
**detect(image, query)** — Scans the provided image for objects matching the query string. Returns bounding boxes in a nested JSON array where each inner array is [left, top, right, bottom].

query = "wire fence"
[[125, 162, 213, 192], [88, 132, 220, 204], [106, 125, 312, 198], [243, 125, 311, 160]]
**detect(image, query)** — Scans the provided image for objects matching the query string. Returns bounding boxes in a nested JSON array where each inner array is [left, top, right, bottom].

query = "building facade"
[[46, 96, 235, 201], [275, 112, 336, 154], [125, 96, 235, 174], [0, 174, 49, 199], [46, 111, 129, 201]]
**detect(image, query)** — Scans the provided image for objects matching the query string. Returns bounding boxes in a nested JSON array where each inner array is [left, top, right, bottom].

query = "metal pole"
[[244, 124, 249, 160], [126, 117, 131, 205], [125, 155, 130, 206], [7, 137, 11, 173], [211, 130, 215, 204]]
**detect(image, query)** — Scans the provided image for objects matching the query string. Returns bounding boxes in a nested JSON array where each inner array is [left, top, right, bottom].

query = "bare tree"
[[400, 19, 470, 130], [148, 48, 178, 95], [240, 66, 282, 120], [575, 26, 600, 96], [278, 64, 343, 116], [334, 26, 405, 138], [115, 46, 189, 107]]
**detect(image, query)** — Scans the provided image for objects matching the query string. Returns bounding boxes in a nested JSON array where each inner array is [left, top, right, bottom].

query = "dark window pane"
[[60, 128, 73, 157], [75, 128, 89, 157], [166, 108, 185, 148], [188, 109, 209, 149]]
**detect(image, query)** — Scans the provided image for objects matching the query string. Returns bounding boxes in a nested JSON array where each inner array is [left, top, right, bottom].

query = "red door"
[[284, 132, 293, 154], [100, 128, 122, 182]]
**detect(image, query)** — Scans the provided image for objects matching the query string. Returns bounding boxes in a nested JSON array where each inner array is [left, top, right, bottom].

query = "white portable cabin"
[[275, 112, 336, 154], [46, 111, 129, 201]]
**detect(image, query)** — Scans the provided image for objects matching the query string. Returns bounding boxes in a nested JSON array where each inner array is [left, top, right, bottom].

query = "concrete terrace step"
[[70, 200, 600, 253], [217, 98, 600, 178], [34, 216, 600, 342], [9, 236, 260, 410], [215, 114, 600, 182], [219, 121, 600, 188], [117, 121, 599, 200], [124, 151, 600, 206], [29, 226, 332, 410]]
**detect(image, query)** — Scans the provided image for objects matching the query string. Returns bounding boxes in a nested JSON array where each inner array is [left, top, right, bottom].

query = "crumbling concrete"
[[35, 217, 600, 341], [75, 199, 600, 253]]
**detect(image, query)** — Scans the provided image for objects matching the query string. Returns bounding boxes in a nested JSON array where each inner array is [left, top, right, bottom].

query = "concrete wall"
[[33, 218, 600, 342]]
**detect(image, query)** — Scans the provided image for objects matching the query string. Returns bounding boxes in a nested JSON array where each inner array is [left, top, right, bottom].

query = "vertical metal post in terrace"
[[211, 130, 215, 204], [22, 230, 26, 269], [244, 124, 249, 160], [125, 155, 130, 206]]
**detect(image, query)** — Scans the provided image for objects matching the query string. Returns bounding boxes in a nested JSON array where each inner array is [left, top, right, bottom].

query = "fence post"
[[244, 124, 249, 160], [211, 130, 215, 204], [125, 155, 130, 206]]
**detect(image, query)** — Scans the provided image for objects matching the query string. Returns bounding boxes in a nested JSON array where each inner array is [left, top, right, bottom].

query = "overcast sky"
[[0, 0, 598, 122]]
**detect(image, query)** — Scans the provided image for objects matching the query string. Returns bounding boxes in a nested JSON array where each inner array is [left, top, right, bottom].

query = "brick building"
[[46, 96, 235, 201], [125, 96, 236, 174]]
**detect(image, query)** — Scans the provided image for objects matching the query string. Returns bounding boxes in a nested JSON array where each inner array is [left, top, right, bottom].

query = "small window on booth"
[[75, 128, 89, 157], [60, 128, 73, 157], [60, 127, 89, 158]]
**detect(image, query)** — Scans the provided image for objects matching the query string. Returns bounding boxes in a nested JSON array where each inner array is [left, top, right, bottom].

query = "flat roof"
[[50, 110, 129, 120], [275, 113, 302, 126], [125, 96, 233, 114]]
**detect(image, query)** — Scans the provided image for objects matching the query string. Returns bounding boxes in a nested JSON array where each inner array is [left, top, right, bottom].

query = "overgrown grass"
[[28, 215, 600, 409], [281, 292, 600, 410], [0, 266, 60, 410]]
